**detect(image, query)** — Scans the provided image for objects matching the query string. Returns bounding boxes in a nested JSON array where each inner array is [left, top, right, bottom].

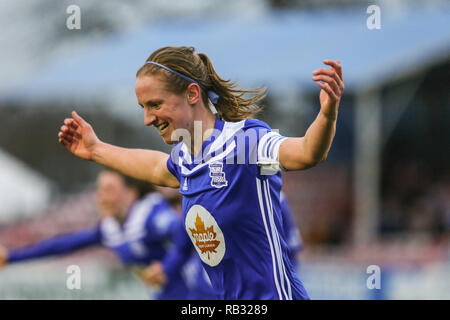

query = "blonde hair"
[[136, 46, 266, 121]]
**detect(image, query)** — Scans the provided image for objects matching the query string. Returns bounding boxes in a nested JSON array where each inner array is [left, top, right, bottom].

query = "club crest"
[[209, 162, 228, 188]]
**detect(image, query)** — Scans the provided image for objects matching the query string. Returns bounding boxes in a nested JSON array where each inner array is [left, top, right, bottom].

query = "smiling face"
[[135, 75, 194, 144]]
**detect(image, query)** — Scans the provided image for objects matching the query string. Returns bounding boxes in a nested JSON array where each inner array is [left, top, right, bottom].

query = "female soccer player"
[[0, 170, 190, 300], [57, 46, 344, 299]]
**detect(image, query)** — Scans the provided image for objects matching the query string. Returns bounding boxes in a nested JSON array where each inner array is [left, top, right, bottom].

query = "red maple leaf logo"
[[188, 213, 220, 260]]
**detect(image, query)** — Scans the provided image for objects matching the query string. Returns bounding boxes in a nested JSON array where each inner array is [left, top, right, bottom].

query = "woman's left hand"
[[312, 60, 344, 119]]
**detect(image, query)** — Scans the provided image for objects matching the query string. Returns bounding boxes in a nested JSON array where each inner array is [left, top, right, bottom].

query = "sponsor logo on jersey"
[[185, 205, 225, 266], [209, 162, 228, 188]]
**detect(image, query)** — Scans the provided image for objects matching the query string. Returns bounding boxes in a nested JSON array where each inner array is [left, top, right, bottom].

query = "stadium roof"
[[0, 149, 53, 223], [5, 5, 450, 108]]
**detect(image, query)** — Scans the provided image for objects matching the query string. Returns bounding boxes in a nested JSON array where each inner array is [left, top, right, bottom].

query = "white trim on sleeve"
[[257, 132, 287, 175]]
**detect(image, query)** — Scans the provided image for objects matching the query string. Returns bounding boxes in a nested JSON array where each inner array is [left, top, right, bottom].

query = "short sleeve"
[[242, 119, 287, 175], [257, 130, 287, 176], [166, 143, 183, 182]]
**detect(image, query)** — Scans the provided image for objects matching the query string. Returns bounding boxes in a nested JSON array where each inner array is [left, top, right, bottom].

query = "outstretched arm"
[[279, 60, 344, 171], [58, 111, 179, 188], [1, 229, 100, 265]]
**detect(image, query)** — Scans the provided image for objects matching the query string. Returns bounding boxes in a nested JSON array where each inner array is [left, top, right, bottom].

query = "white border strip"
[[256, 178, 282, 300]]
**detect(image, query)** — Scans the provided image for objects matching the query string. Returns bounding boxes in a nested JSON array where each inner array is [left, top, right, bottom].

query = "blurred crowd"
[[380, 161, 449, 241], [0, 165, 447, 255], [0, 0, 448, 266]]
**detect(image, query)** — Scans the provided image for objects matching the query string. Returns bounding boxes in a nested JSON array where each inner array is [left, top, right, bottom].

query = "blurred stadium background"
[[0, 0, 449, 299]]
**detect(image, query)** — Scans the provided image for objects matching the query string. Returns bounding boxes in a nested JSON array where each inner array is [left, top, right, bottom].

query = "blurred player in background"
[[0, 169, 189, 300], [58, 46, 343, 299], [280, 192, 303, 271]]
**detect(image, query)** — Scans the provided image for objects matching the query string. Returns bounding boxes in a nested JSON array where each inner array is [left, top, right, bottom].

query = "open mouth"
[[156, 122, 169, 134]]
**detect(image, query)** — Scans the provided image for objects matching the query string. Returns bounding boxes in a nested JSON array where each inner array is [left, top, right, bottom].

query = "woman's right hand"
[[58, 111, 179, 188], [139, 261, 167, 287], [58, 111, 101, 161]]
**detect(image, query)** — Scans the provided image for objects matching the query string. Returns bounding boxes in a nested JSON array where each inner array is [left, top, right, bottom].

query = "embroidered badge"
[[209, 162, 228, 188]]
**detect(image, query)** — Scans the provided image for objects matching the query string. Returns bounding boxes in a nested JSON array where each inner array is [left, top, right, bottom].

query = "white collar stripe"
[[208, 120, 246, 156], [180, 140, 236, 175]]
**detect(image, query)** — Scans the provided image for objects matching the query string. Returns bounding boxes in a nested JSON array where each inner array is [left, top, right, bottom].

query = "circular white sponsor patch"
[[185, 205, 226, 267]]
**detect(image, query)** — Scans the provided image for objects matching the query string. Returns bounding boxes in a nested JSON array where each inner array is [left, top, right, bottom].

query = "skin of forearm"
[[91, 142, 177, 187], [303, 110, 337, 163]]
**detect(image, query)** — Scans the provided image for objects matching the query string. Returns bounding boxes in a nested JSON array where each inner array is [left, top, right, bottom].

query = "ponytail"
[[196, 53, 266, 121], [136, 46, 266, 122]]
